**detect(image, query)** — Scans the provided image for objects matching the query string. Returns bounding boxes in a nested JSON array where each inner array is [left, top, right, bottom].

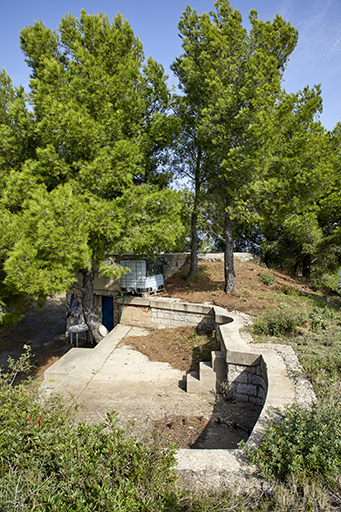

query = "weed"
[[281, 284, 301, 296], [259, 270, 276, 286], [219, 380, 233, 399], [253, 310, 307, 337], [309, 307, 336, 332]]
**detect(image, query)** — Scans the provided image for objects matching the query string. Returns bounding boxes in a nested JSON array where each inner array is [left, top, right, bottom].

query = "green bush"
[[0, 349, 179, 511], [280, 285, 300, 296], [254, 310, 307, 337], [309, 307, 335, 332], [259, 271, 276, 286], [1, 351, 339, 511], [246, 397, 341, 486]]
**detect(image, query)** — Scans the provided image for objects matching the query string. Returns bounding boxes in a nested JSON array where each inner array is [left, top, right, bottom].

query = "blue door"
[[102, 296, 114, 332]]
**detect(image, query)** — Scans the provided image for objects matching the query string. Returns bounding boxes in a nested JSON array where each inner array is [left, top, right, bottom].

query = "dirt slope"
[[164, 259, 320, 316]]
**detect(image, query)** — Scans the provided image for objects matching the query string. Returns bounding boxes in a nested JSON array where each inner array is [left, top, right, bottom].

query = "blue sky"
[[1, 0, 340, 131]]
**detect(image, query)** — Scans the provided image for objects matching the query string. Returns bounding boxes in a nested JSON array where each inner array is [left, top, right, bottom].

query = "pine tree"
[[172, 1, 298, 291], [0, 11, 185, 338]]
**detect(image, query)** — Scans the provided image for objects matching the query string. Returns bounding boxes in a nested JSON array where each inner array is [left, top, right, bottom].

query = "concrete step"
[[212, 350, 225, 393], [186, 371, 200, 393], [187, 362, 215, 393], [186, 350, 226, 394], [44, 348, 92, 383]]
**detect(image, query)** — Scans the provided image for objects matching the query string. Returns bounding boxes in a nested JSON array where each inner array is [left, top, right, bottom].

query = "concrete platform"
[[40, 324, 216, 429], [40, 305, 315, 492]]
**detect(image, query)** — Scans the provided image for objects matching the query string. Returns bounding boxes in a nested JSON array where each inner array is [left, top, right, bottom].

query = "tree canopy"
[[171, 0, 298, 291], [1, 2, 341, 337], [0, 10, 185, 338]]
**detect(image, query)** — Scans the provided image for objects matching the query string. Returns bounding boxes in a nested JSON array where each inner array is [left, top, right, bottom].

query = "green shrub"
[[246, 397, 341, 486], [312, 272, 339, 293], [1, 352, 339, 511], [0, 349, 179, 511], [254, 310, 307, 337], [259, 271, 276, 286], [309, 307, 335, 332], [281, 285, 300, 296]]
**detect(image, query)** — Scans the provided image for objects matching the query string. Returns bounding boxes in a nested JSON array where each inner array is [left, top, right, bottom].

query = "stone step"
[[186, 350, 226, 394]]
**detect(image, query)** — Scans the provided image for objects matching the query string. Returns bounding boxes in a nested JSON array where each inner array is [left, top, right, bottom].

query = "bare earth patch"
[[119, 326, 219, 373], [152, 398, 262, 449]]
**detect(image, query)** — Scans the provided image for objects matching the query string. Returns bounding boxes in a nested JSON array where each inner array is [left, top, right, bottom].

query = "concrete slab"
[[93, 324, 131, 354], [89, 346, 183, 384], [175, 449, 260, 492], [76, 379, 215, 430], [44, 348, 92, 383], [124, 327, 152, 337]]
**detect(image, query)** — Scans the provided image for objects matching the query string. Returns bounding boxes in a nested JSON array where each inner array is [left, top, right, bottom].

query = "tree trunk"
[[223, 211, 237, 293], [186, 210, 198, 279], [186, 151, 202, 280], [80, 267, 108, 343], [302, 255, 311, 278]]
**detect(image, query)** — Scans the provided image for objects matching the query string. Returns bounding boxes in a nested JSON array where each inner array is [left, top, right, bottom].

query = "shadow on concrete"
[[189, 397, 262, 449], [0, 295, 95, 381]]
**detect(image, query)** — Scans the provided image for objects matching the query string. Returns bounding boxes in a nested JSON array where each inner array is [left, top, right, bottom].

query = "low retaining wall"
[[117, 297, 215, 332]]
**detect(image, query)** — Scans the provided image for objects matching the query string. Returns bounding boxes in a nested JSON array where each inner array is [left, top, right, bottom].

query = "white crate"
[[121, 259, 146, 277], [120, 260, 147, 292], [136, 274, 164, 293]]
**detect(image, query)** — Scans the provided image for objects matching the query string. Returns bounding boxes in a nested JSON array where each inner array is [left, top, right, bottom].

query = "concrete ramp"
[[41, 324, 132, 397]]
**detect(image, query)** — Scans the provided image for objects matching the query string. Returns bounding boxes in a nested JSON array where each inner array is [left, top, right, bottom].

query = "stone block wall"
[[151, 305, 214, 331], [117, 297, 215, 332], [227, 363, 267, 406]]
